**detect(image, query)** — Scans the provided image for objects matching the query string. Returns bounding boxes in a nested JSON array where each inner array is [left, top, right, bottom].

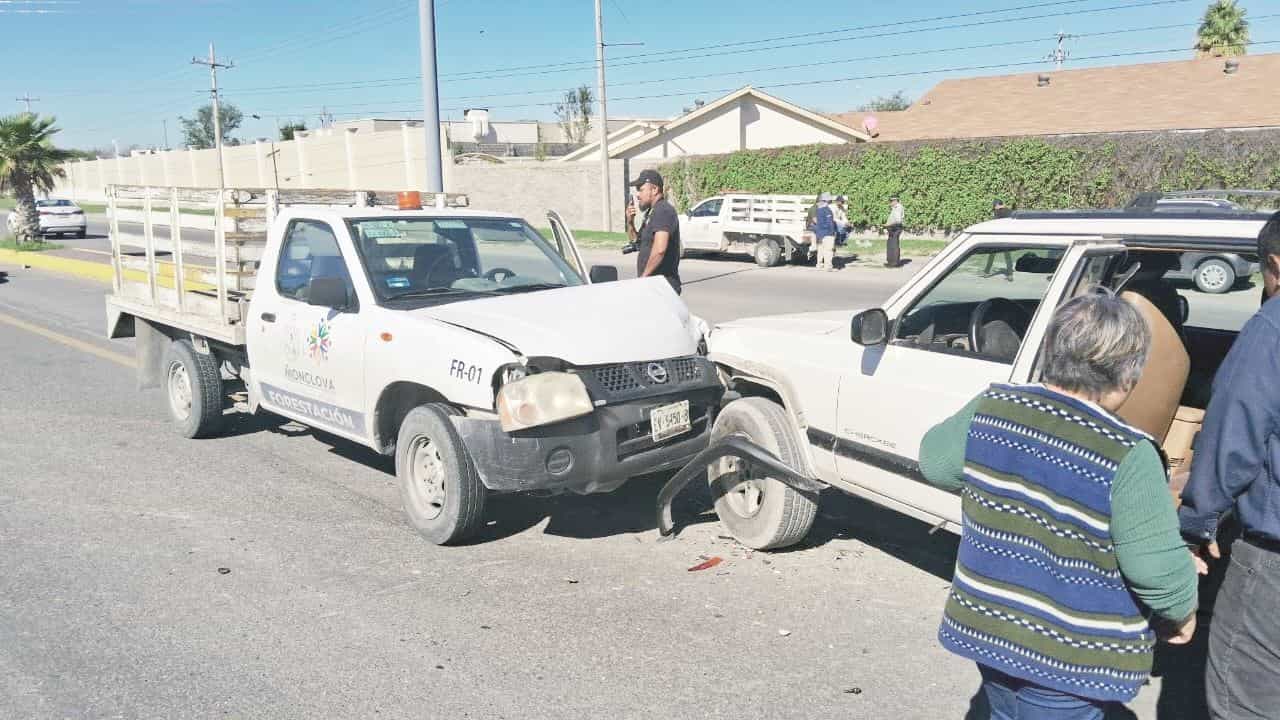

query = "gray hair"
[[1041, 291, 1150, 399]]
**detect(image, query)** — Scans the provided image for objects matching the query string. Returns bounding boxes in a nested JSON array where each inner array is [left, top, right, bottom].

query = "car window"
[[893, 245, 1065, 363], [275, 219, 353, 303], [1175, 254, 1261, 332], [691, 199, 722, 218], [347, 217, 584, 301]]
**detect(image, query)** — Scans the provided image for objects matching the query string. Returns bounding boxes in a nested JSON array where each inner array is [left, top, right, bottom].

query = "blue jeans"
[[978, 665, 1108, 720]]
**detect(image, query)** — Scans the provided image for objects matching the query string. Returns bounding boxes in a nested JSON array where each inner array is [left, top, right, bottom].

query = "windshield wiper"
[[492, 282, 566, 294], [388, 287, 489, 300]]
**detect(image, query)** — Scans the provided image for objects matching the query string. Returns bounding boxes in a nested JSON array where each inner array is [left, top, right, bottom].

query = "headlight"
[[496, 372, 593, 432]]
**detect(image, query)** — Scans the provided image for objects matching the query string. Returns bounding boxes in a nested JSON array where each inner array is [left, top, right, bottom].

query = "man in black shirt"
[[626, 169, 682, 294]]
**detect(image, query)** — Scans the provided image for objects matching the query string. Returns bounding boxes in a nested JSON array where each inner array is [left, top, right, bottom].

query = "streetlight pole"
[[418, 0, 444, 193], [594, 0, 612, 232]]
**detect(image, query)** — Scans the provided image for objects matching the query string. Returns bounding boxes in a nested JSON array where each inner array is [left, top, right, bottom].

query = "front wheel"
[[708, 397, 818, 550], [754, 238, 781, 268], [163, 338, 224, 438], [1194, 258, 1236, 294], [396, 404, 487, 545]]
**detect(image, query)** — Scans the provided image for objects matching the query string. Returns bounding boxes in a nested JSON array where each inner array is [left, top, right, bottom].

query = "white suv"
[[658, 206, 1271, 550]]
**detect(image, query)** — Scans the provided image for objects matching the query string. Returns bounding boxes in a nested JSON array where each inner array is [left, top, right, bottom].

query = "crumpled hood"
[[715, 309, 855, 337], [416, 277, 700, 365]]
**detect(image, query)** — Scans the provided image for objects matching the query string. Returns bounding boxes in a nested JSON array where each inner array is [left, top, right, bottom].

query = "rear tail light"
[[71, 210, 84, 216], [38, 208, 51, 215]]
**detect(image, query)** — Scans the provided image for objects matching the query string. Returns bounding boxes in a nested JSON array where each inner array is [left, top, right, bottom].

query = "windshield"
[[37, 199, 73, 207], [346, 216, 585, 302]]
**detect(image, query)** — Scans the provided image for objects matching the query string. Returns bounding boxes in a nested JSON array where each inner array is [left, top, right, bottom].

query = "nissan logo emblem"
[[645, 362, 669, 384]]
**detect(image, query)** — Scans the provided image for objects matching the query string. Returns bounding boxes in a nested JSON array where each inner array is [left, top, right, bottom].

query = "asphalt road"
[[0, 256, 1208, 718]]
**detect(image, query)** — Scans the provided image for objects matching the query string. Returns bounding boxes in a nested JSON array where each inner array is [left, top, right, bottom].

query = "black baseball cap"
[[629, 169, 664, 189]]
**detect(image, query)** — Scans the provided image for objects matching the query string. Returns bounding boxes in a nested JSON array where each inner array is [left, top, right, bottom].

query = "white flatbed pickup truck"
[[657, 198, 1274, 550], [679, 193, 814, 267], [104, 185, 721, 544]]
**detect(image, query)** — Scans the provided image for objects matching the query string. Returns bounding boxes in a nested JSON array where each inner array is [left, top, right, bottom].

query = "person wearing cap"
[[813, 192, 837, 271], [626, 169, 682, 294], [886, 196, 905, 268], [993, 198, 1012, 219]]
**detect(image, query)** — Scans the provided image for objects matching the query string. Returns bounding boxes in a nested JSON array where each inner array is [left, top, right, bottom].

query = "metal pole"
[[163, 119, 169, 151], [418, 0, 444, 192], [209, 43, 226, 191], [595, 0, 612, 232]]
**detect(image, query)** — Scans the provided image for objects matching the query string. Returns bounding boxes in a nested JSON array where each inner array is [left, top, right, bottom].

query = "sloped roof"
[[832, 53, 1280, 142], [558, 120, 666, 162]]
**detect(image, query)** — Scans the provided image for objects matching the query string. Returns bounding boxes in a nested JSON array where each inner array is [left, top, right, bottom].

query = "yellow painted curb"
[[0, 248, 214, 291]]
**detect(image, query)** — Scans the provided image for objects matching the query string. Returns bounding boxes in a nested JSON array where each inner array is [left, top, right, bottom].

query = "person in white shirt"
[[886, 196, 905, 268]]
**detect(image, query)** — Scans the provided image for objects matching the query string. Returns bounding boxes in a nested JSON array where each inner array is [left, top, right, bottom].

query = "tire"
[[754, 237, 781, 268], [75, 230, 86, 239], [396, 403, 487, 545], [1194, 258, 1236, 294], [707, 397, 818, 550], [163, 338, 224, 438]]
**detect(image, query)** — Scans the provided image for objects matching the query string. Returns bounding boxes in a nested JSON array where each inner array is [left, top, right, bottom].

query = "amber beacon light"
[[397, 191, 423, 210]]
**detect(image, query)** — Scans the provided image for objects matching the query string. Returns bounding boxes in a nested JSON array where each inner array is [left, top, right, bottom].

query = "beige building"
[[831, 53, 1280, 142], [564, 86, 870, 162]]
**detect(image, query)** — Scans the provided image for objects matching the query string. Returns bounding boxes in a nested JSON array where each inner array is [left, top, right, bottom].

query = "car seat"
[[1115, 291, 1190, 445], [409, 244, 454, 289]]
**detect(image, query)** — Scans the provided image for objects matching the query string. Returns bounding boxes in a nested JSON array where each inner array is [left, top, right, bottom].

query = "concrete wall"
[[50, 126, 639, 232]]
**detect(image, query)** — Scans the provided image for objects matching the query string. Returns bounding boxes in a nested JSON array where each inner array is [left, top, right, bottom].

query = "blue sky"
[[3, 0, 1278, 151]]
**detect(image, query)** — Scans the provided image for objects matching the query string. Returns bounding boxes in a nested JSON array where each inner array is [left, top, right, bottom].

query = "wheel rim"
[[166, 360, 192, 421], [1199, 263, 1229, 291], [406, 435, 447, 520], [714, 454, 765, 519]]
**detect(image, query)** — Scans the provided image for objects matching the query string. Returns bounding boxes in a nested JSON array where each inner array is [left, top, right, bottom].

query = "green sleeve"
[[918, 396, 982, 493], [1111, 442, 1199, 623]]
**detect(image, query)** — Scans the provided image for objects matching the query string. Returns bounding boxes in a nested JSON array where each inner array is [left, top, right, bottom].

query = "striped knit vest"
[[938, 383, 1158, 703]]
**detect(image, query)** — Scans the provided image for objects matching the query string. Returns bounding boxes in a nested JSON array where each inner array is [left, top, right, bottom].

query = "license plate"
[[650, 400, 691, 443]]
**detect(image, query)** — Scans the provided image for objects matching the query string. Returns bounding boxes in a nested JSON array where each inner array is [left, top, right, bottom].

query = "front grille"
[[592, 364, 642, 394], [584, 356, 712, 402]]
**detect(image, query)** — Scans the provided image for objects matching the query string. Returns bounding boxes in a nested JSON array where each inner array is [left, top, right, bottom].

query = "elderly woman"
[[918, 291, 1199, 720]]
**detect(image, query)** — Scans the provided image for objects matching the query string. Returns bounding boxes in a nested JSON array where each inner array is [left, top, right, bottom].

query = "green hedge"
[[660, 130, 1280, 233]]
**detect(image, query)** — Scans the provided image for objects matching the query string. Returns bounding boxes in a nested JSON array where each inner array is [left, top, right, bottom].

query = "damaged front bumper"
[[654, 434, 826, 538], [452, 381, 724, 495]]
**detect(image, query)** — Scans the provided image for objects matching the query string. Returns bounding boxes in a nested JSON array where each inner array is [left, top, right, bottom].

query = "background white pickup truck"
[[658, 200, 1273, 550], [679, 193, 813, 267], [105, 185, 721, 545]]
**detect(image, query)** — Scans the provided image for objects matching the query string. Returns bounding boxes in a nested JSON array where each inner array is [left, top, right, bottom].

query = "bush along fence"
[[659, 129, 1280, 235]]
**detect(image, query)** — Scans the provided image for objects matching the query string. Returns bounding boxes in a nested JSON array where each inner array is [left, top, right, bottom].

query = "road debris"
[[565, 578, 580, 584], [778, 629, 792, 637], [216, 567, 231, 575], [687, 556, 723, 572], [844, 687, 863, 695]]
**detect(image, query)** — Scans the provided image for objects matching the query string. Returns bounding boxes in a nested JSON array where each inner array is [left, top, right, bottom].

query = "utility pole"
[[16, 93, 39, 113], [418, 0, 444, 193], [595, 0, 612, 232], [192, 42, 234, 190], [1048, 31, 1073, 70], [162, 119, 170, 150]]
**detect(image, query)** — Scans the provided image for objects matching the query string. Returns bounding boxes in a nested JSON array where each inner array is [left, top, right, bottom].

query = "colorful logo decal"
[[307, 318, 332, 361]]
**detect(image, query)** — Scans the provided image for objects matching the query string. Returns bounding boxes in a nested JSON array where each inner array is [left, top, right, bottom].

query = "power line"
[[221, 15, 1279, 112], [240, 40, 1277, 118], [217, 0, 1193, 97]]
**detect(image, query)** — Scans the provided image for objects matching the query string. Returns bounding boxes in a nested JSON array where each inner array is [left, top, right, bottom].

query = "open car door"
[[546, 210, 590, 282]]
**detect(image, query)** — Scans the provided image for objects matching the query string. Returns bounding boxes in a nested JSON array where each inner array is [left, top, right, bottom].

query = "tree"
[[1196, 0, 1249, 57], [279, 121, 307, 142], [554, 85, 594, 144], [858, 91, 912, 112], [0, 114, 73, 242], [179, 102, 243, 149]]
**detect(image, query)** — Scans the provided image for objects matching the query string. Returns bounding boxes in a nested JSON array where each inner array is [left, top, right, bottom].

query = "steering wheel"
[[485, 267, 517, 282], [969, 298, 1032, 359]]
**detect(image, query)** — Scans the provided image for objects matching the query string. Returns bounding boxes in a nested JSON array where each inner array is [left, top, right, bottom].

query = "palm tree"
[[1195, 0, 1250, 58], [0, 113, 73, 243]]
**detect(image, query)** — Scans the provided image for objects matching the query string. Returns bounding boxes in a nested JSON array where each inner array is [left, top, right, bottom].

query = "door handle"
[[261, 312, 276, 323]]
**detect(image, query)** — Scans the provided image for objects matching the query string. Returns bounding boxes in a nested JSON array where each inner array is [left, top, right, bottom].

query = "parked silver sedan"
[[5, 198, 87, 239]]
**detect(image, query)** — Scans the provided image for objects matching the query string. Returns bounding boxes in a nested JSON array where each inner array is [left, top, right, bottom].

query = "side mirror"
[[850, 308, 889, 346], [307, 276, 353, 311], [589, 265, 619, 283]]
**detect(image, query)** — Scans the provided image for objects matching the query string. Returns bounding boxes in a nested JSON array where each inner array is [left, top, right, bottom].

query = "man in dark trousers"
[[625, 169, 682, 294], [885, 196, 904, 268], [1180, 211, 1280, 719]]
